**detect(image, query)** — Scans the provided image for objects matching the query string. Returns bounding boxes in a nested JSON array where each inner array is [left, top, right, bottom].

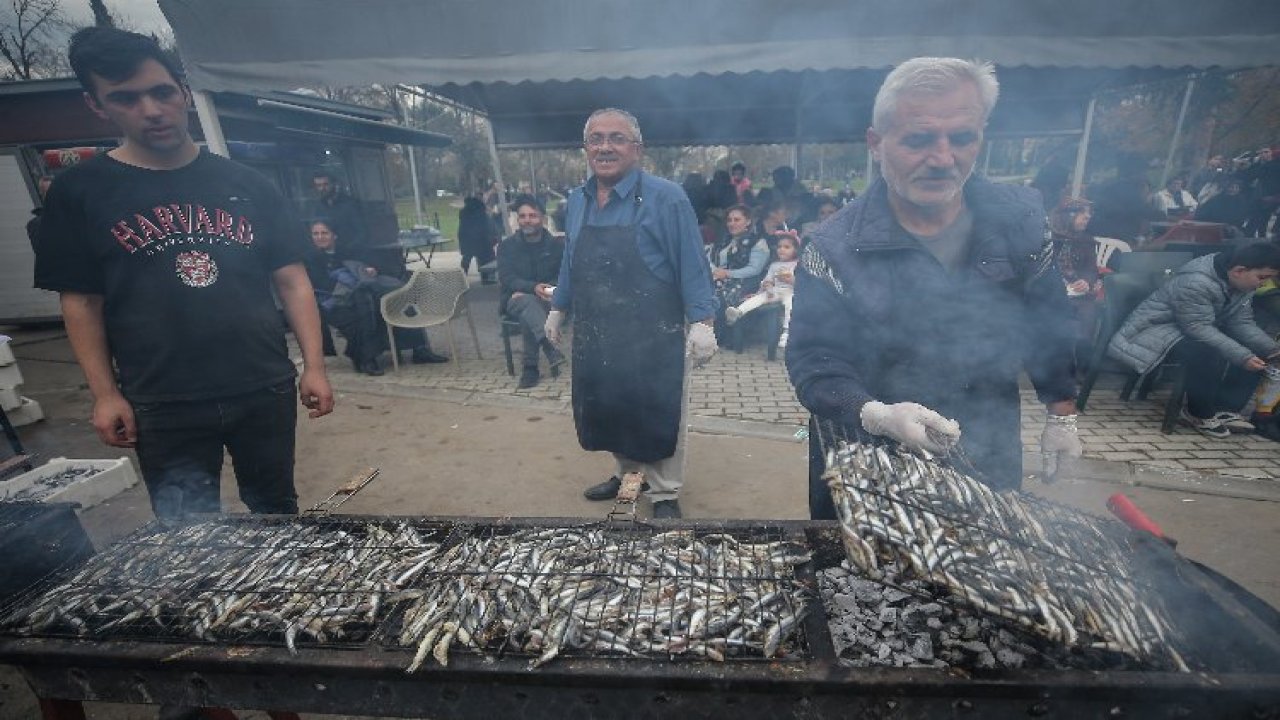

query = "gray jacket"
[[1108, 254, 1279, 375]]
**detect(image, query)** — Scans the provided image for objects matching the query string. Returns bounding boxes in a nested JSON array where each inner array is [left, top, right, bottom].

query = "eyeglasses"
[[584, 133, 639, 149]]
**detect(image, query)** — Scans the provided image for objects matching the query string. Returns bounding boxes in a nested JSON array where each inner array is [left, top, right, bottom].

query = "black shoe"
[[652, 500, 683, 519], [543, 344, 566, 378], [1255, 416, 1280, 443], [518, 367, 540, 389], [411, 348, 450, 364], [358, 360, 384, 376], [583, 476, 621, 501]]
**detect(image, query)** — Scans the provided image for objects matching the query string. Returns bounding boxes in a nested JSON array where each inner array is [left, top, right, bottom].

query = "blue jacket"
[[787, 178, 1076, 487]]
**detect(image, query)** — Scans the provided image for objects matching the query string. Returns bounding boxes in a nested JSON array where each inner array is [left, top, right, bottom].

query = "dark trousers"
[[327, 287, 427, 365], [506, 294, 549, 369], [1171, 338, 1261, 419], [132, 381, 299, 518]]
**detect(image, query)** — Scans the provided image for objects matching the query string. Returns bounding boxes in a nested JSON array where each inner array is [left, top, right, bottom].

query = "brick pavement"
[[329, 270, 1279, 482]]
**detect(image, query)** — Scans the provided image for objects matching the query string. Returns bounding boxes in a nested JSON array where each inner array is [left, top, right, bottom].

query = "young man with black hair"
[[35, 27, 334, 519], [1109, 242, 1280, 438]]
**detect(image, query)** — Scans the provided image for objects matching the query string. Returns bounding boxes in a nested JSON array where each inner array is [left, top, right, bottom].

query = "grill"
[[815, 420, 1189, 671], [0, 501, 94, 606], [0, 514, 1277, 719]]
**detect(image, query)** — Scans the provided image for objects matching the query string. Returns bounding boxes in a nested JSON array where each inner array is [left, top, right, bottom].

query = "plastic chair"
[[1077, 273, 1187, 433], [1093, 237, 1131, 269], [499, 315, 522, 376], [379, 268, 482, 371]]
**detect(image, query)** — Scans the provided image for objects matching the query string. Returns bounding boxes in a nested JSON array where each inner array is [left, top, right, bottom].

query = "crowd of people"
[[29, 27, 1280, 530]]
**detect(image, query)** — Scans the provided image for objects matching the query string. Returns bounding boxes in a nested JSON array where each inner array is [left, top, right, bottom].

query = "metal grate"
[[815, 420, 1191, 671], [0, 516, 814, 670], [389, 523, 813, 671]]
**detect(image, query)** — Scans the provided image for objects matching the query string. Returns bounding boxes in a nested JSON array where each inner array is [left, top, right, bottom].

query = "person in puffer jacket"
[[1108, 243, 1280, 438]]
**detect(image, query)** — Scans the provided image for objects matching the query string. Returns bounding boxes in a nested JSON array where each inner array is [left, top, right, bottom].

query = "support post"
[[398, 89, 424, 226], [192, 91, 229, 158], [1160, 77, 1197, 190], [1071, 96, 1097, 199], [483, 117, 510, 235], [527, 149, 537, 199]]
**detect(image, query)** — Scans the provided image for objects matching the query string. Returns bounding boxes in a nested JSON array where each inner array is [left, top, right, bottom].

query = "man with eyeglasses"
[[787, 58, 1081, 519], [544, 108, 717, 519]]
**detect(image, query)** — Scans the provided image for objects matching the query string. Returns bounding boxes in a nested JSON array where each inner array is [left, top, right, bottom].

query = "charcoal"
[[960, 617, 980, 639], [878, 607, 898, 624], [996, 648, 1026, 668], [960, 640, 990, 654], [910, 634, 934, 660], [918, 602, 944, 616], [926, 617, 943, 630], [882, 588, 911, 603], [832, 593, 860, 615], [876, 643, 892, 660], [976, 650, 997, 669]]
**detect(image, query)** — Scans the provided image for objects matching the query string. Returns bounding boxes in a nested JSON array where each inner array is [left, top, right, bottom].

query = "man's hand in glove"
[[860, 401, 961, 454], [544, 310, 564, 345], [686, 322, 718, 368], [1040, 413, 1083, 482]]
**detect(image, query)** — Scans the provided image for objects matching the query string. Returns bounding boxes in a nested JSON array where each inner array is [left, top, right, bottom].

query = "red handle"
[[1107, 493, 1167, 540]]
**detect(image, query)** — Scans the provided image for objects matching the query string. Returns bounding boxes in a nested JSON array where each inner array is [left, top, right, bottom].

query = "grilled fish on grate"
[[821, 429, 1189, 671]]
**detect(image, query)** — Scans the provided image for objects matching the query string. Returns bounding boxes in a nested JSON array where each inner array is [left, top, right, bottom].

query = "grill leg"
[[37, 699, 86, 720]]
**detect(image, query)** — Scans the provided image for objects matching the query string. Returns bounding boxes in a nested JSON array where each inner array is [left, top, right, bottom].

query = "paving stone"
[[1101, 452, 1150, 462], [1219, 467, 1274, 478], [1189, 450, 1243, 459], [1180, 459, 1231, 470]]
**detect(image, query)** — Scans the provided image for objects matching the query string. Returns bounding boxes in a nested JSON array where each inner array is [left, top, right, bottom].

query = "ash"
[[819, 562, 1149, 671]]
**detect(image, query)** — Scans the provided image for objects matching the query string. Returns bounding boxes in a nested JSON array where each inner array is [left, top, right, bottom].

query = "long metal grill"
[[0, 517, 813, 670], [815, 421, 1190, 671]]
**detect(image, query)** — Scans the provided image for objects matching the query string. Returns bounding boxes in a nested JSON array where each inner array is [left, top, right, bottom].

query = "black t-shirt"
[[35, 151, 308, 403]]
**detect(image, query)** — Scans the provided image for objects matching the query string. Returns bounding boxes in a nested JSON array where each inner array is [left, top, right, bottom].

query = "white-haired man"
[[544, 108, 717, 519], [786, 58, 1081, 519]]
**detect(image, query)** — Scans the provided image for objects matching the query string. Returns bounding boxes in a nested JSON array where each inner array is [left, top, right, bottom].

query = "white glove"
[[860, 400, 961, 454], [686, 322, 718, 368], [1040, 414, 1083, 482], [544, 310, 564, 345]]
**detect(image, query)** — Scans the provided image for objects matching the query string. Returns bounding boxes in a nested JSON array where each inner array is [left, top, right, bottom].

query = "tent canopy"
[[159, 0, 1280, 147]]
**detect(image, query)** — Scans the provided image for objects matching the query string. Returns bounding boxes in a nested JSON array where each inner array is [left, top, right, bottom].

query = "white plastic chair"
[[1094, 237, 1132, 269], [379, 268, 482, 371]]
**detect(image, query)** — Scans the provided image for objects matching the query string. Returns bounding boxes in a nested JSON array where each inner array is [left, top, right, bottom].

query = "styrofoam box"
[[6, 396, 42, 427], [0, 386, 18, 411], [0, 337, 13, 366], [0, 363, 21, 389], [0, 456, 139, 510]]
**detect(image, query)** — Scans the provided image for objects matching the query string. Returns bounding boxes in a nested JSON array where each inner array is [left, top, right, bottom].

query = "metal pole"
[[1160, 77, 1197, 189], [1070, 96, 1097, 198], [982, 142, 992, 177], [483, 117, 510, 234], [527, 149, 537, 198], [192, 91, 229, 158], [865, 143, 874, 188], [398, 89, 425, 226]]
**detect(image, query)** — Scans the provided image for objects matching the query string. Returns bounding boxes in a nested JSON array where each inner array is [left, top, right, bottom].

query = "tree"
[[0, 0, 67, 80], [87, 0, 113, 27]]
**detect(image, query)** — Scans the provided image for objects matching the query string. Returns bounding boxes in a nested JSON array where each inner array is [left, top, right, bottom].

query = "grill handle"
[[1107, 493, 1175, 546]]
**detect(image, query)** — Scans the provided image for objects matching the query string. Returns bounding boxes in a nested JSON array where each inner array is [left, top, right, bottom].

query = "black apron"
[[570, 176, 686, 462]]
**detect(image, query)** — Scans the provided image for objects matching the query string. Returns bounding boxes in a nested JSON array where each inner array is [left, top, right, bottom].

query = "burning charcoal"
[[996, 647, 1026, 668], [910, 634, 934, 660], [882, 588, 911, 603]]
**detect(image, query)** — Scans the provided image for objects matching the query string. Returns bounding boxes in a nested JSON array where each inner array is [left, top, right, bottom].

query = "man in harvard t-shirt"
[[35, 28, 334, 519]]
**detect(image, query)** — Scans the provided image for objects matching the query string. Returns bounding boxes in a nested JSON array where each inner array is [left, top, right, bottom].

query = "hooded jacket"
[[787, 178, 1076, 490], [1108, 254, 1279, 375]]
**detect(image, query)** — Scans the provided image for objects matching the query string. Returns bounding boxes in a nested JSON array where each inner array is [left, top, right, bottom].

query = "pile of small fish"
[[824, 439, 1189, 671], [1, 520, 442, 650], [0, 520, 813, 671], [394, 527, 812, 671], [2, 466, 99, 502]]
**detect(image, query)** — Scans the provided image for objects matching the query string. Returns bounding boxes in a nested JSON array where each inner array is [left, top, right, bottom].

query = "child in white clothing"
[[724, 234, 799, 348]]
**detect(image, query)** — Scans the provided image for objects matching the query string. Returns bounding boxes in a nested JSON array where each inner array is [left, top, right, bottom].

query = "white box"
[[0, 456, 139, 510], [0, 385, 19, 411], [0, 336, 13, 366], [6, 396, 42, 426], [0, 363, 22, 388]]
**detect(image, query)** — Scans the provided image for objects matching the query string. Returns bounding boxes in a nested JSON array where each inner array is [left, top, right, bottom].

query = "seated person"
[[800, 197, 840, 240], [1108, 243, 1280, 438], [305, 219, 447, 376], [497, 198, 566, 389], [1049, 198, 1103, 365], [724, 231, 800, 348], [1150, 176, 1198, 218], [710, 204, 770, 337], [1195, 175, 1253, 232]]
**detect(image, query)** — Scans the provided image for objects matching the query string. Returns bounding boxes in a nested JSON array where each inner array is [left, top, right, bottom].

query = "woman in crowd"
[[306, 219, 445, 375], [1050, 197, 1103, 367], [710, 205, 770, 336]]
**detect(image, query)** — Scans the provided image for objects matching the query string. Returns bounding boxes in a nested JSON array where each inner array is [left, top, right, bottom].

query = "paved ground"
[[337, 254, 1280, 481]]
